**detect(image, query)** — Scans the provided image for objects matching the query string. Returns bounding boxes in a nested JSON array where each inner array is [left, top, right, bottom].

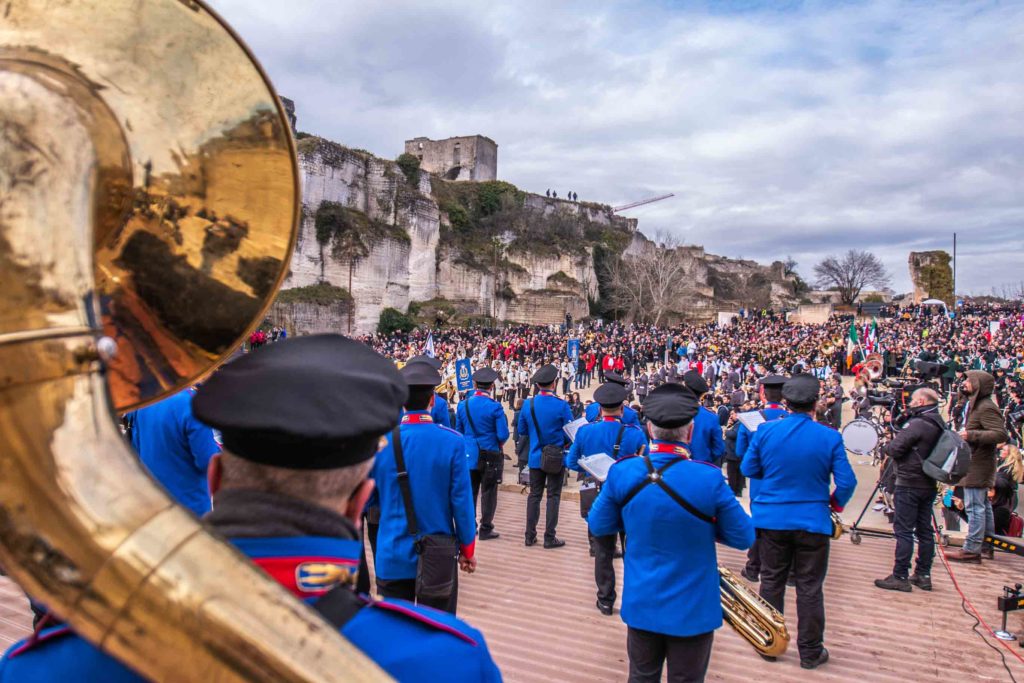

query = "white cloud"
[[211, 0, 1024, 294]]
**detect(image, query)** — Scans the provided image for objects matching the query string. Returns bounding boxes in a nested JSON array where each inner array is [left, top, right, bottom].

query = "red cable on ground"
[[932, 518, 1024, 668]]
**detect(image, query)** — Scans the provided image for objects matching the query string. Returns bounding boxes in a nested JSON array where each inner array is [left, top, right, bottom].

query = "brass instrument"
[[864, 353, 885, 381], [831, 511, 846, 540], [720, 566, 790, 657], [0, 2, 387, 681]]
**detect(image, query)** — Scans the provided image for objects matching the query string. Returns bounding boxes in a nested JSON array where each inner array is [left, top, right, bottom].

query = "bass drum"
[[842, 418, 880, 455]]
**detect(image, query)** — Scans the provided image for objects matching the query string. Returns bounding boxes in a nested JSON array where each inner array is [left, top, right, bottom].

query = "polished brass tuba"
[[720, 566, 790, 657], [0, 1, 387, 680]]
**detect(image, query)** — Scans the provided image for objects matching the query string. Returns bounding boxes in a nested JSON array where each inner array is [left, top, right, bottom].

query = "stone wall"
[[908, 251, 953, 304], [404, 135, 497, 181], [269, 299, 353, 336]]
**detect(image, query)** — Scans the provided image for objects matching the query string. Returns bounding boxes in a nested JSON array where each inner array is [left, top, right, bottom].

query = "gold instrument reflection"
[[0, 1, 387, 680]]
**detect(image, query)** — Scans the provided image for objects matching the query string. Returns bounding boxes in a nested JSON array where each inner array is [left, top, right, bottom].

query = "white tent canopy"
[[921, 298, 946, 306]]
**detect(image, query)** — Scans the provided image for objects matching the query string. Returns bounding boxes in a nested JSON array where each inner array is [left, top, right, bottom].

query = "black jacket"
[[885, 405, 944, 489]]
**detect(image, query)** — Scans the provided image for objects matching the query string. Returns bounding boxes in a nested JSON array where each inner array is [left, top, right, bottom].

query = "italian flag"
[[846, 321, 858, 368], [866, 319, 877, 353]]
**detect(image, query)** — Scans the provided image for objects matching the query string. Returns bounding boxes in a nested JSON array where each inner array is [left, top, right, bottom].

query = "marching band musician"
[[735, 374, 789, 583], [585, 371, 641, 425], [681, 371, 726, 465], [588, 383, 754, 683], [0, 335, 502, 681], [371, 362, 477, 613], [518, 365, 574, 548], [566, 382, 648, 616], [455, 368, 510, 541], [741, 374, 857, 670], [406, 355, 452, 427]]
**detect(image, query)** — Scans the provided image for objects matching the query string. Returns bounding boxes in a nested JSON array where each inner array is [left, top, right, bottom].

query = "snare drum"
[[841, 418, 880, 455]]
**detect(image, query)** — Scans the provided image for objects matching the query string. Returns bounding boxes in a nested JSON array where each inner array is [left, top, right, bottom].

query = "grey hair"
[[219, 450, 374, 509], [912, 387, 940, 405], [649, 423, 692, 443]]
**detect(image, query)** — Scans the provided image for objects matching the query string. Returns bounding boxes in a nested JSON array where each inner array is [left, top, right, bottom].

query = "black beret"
[[407, 354, 442, 370], [604, 371, 627, 386], [594, 383, 627, 407], [473, 367, 499, 384], [757, 374, 788, 387], [401, 362, 441, 387], [783, 374, 820, 404], [682, 370, 709, 395], [533, 364, 558, 385], [193, 335, 406, 469], [642, 384, 699, 428]]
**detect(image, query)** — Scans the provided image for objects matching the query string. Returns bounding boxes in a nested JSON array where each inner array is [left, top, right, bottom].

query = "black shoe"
[[596, 600, 613, 616], [525, 536, 537, 547], [874, 574, 912, 592], [543, 538, 566, 549], [909, 573, 932, 591], [801, 647, 830, 670], [740, 569, 759, 583], [479, 531, 500, 541]]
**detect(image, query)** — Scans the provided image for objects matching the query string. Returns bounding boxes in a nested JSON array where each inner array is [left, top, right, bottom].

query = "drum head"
[[842, 419, 880, 455]]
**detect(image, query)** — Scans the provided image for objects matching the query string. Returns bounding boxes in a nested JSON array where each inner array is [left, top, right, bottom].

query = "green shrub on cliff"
[[276, 283, 353, 305], [396, 153, 421, 186], [378, 307, 416, 335], [314, 200, 409, 262]]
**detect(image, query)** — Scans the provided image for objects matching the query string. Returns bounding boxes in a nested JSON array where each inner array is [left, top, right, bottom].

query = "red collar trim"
[[473, 391, 491, 398], [538, 390, 554, 396], [402, 412, 432, 424], [602, 416, 621, 422], [764, 403, 783, 410], [650, 441, 690, 458], [251, 555, 359, 598]]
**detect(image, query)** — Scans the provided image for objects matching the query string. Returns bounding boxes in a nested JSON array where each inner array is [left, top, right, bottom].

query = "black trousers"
[[592, 532, 618, 606], [526, 467, 562, 543], [376, 575, 458, 614], [470, 468, 498, 534], [893, 486, 937, 579], [725, 459, 744, 497], [356, 519, 379, 595], [758, 529, 830, 663], [744, 534, 761, 576], [626, 627, 713, 683]]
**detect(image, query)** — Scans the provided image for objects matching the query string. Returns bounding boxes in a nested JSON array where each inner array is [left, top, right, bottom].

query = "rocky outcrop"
[[909, 251, 953, 304], [270, 135, 797, 334]]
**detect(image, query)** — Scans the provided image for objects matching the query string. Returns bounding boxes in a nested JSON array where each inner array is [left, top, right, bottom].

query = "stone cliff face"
[[273, 136, 795, 334]]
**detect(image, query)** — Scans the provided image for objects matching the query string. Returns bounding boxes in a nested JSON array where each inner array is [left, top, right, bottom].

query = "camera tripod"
[[847, 456, 950, 546]]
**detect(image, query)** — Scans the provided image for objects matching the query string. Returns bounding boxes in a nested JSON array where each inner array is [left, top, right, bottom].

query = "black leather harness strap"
[[621, 454, 716, 524]]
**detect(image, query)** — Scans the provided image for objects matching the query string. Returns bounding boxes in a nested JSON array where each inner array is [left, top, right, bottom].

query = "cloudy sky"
[[211, 0, 1023, 295]]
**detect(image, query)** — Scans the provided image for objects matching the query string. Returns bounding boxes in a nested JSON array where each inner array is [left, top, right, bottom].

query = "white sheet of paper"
[[563, 417, 589, 442], [737, 411, 765, 432], [579, 453, 617, 482]]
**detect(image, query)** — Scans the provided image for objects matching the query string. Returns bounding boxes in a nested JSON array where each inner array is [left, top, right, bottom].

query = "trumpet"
[[720, 566, 790, 657]]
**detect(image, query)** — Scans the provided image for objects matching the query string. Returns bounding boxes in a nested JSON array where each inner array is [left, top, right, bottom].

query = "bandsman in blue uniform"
[[406, 354, 452, 428], [455, 367, 509, 540], [735, 374, 789, 583], [0, 335, 501, 682], [585, 371, 640, 425], [372, 362, 477, 613], [567, 382, 648, 615], [588, 383, 754, 682], [741, 374, 857, 671], [681, 371, 725, 465], [517, 364, 574, 548]]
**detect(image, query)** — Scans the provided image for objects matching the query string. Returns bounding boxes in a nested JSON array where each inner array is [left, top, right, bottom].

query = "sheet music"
[[563, 417, 589, 442], [737, 410, 765, 432], [579, 453, 617, 482]]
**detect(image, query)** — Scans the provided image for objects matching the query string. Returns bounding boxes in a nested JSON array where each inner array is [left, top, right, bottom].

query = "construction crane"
[[613, 193, 674, 213]]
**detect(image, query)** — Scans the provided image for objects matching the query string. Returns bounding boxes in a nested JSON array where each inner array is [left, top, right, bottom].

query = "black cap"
[[594, 383, 627, 407], [790, 362, 806, 376], [193, 335, 407, 470], [682, 370, 708, 395], [533, 364, 558, 385], [401, 362, 441, 387], [642, 384, 699, 428], [783, 374, 820, 405], [604, 371, 627, 386], [758, 374, 787, 387], [473, 367, 499, 385], [407, 354, 441, 370]]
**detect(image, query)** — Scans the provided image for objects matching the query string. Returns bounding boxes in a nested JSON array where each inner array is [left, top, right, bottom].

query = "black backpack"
[[922, 422, 972, 484]]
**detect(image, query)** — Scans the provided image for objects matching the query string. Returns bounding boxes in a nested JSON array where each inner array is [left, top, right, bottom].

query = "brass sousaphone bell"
[[0, 2, 388, 680]]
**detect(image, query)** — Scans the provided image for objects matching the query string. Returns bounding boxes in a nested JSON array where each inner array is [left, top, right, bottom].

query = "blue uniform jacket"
[[687, 407, 725, 464], [372, 413, 476, 580], [431, 393, 452, 428], [455, 392, 510, 470], [588, 442, 754, 637], [517, 393, 573, 469], [0, 535, 502, 682], [585, 401, 640, 425], [566, 418, 648, 472], [126, 389, 220, 516], [741, 413, 858, 535], [735, 405, 788, 504]]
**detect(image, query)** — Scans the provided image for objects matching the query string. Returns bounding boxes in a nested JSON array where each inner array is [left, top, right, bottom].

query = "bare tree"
[[603, 231, 691, 325], [813, 249, 891, 305]]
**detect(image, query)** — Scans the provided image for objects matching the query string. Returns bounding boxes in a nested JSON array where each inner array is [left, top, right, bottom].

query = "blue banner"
[[567, 338, 580, 360], [455, 358, 473, 392]]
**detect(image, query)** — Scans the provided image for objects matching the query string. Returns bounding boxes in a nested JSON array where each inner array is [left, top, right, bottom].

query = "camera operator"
[[874, 388, 944, 592]]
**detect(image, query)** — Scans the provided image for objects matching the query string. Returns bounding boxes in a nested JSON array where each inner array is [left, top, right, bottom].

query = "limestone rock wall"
[[269, 300, 353, 336]]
